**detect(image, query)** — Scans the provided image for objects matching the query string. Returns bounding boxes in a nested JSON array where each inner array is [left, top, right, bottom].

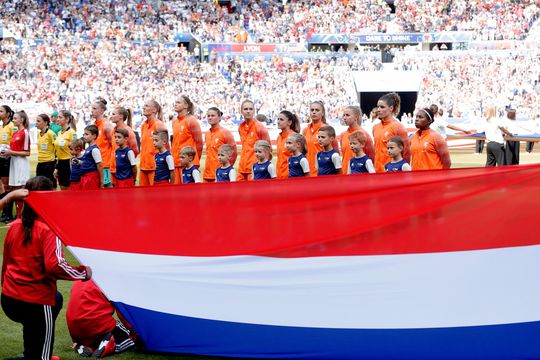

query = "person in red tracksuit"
[[1, 176, 92, 360], [67, 280, 136, 357]]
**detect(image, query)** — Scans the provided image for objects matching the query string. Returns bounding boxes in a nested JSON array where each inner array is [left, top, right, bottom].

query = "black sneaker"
[[76, 344, 94, 357]]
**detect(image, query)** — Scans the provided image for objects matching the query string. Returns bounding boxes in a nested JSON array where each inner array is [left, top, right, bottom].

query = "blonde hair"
[[254, 140, 272, 160], [153, 128, 169, 142], [218, 144, 233, 157], [288, 133, 308, 155], [181, 146, 196, 160], [148, 100, 163, 121], [345, 106, 362, 125], [115, 106, 133, 127], [15, 110, 30, 129], [179, 95, 194, 115], [484, 106, 497, 120], [310, 100, 327, 123], [60, 110, 76, 131]]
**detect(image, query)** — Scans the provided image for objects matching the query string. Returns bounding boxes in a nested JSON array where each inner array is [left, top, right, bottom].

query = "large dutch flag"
[[28, 165, 540, 359]]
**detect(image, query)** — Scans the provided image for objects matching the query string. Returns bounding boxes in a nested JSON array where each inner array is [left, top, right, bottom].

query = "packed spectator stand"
[[1, 0, 540, 129]]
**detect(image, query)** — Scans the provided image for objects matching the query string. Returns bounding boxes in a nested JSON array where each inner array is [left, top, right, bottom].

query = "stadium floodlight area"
[[353, 71, 423, 118]]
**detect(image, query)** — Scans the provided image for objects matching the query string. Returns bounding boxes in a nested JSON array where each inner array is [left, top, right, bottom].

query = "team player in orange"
[[237, 100, 270, 181], [110, 106, 139, 185], [276, 110, 300, 179], [303, 101, 339, 176], [91, 98, 114, 187], [410, 108, 451, 170], [1, 176, 91, 360], [139, 100, 166, 186], [172, 96, 203, 184], [339, 106, 374, 175], [203, 107, 237, 182], [373, 93, 410, 172]]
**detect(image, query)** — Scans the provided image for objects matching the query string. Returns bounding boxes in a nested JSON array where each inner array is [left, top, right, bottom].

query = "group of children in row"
[[195, 125, 409, 183], [71, 122, 411, 189]]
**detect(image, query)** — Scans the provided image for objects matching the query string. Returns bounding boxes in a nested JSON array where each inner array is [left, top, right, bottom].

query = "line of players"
[[0, 92, 452, 193]]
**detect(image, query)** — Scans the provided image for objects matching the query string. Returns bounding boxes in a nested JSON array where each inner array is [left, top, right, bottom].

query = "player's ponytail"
[[208, 107, 223, 117], [116, 106, 133, 127], [346, 106, 362, 125], [280, 110, 301, 133], [15, 111, 30, 129], [379, 92, 401, 116], [149, 100, 163, 121], [22, 176, 54, 246], [60, 110, 76, 132], [181, 95, 195, 115], [289, 133, 308, 155]]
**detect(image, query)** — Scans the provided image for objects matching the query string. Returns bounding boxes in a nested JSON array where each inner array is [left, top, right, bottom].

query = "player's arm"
[[92, 148, 104, 187], [128, 132, 139, 157], [394, 124, 410, 162], [229, 168, 237, 182], [268, 163, 277, 179], [193, 168, 202, 183], [166, 154, 175, 183], [366, 159, 376, 173], [189, 117, 204, 160], [332, 152, 342, 175], [258, 125, 271, 143], [300, 157, 310, 176], [128, 149, 138, 181], [44, 235, 90, 281], [364, 132, 375, 160], [105, 124, 114, 142], [447, 124, 471, 134], [434, 136, 452, 169], [331, 137, 340, 152], [224, 131, 238, 165]]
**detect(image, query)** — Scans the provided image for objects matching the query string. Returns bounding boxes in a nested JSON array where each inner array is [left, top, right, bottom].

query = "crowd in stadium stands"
[[2, 0, 539, 43], [393, 49, 540, 122], [394, 0, 540, 40], [0, 37, 381, 124], [1, 0, 540, 126], [2, 35, 540, 128]]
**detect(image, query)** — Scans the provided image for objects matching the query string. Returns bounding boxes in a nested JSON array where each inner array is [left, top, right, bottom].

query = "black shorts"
[[0, 157, 10, 178], [36, 161, 57, 188], [56, 159, 71, 187]]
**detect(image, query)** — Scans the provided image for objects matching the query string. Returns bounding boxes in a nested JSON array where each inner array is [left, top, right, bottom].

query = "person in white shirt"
[[429, 104, 471, 140], [480, 106, 512, 167], [504, 108, 519, 165]]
